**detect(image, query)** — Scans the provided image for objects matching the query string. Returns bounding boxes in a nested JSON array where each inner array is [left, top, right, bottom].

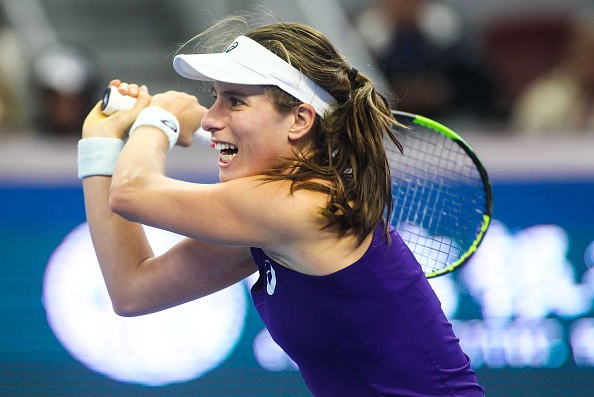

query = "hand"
[[148, 91, 208, 147], [82, 80, 151, 140]]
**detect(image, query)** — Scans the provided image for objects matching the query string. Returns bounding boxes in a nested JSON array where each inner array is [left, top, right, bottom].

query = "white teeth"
[[215, 143, 237, 151], [220, 154, 236, 163], [216, 142, 238, 164]]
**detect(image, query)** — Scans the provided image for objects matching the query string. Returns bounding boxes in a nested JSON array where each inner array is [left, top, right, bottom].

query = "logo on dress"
[[264, 260, 276, 296]]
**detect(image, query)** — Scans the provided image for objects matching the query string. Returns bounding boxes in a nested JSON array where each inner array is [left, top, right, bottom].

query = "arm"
[[105, 86, 365, 278], [81, 82, 256, 316], [108, 87, 317, 250]]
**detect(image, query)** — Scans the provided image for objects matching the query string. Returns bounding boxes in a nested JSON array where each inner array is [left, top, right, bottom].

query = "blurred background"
[[1, 0, 593, 396]]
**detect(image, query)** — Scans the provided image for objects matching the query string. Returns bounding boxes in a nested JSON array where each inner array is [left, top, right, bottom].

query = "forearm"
[[109, 91, 204, 221], [109, 126, 170, 222], [79, 84, 212, 314], [79, 84, 159, 311], [84, 172, 256, 316], [83, 175, 155, 311]]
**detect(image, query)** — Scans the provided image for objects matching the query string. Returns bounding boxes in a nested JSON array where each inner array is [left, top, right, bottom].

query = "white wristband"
[[78, 138, 125, 179], [129, 106, 180, 150]]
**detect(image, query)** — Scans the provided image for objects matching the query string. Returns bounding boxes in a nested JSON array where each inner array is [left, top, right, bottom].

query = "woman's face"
[[201, 82, 297, 182]]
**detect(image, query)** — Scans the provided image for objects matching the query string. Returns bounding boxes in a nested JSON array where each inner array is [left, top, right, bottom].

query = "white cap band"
[[173, 35, 337, 117]]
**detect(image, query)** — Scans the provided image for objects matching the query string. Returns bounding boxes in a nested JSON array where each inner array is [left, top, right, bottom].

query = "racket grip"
[[101, 86, 213, 147], [193, 127, 213, 147], [101, 86, 137, 115]]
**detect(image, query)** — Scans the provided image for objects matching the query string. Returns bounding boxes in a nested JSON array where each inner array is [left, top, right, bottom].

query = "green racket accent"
[[387, 111, 493, 278], [413, 113, 470, 144], [425, 214, 492, 278]]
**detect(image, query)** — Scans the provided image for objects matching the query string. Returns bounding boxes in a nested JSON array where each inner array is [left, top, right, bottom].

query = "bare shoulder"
[[216, 176, 330, 238], [225, 178, 375, 276]]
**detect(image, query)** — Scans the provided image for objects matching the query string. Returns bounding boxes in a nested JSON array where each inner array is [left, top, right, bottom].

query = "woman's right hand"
[[148, 91, 208, 147], [82, 79, 152, 140]]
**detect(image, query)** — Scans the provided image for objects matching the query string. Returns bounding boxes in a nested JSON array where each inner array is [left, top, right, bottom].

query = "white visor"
[[173, 35, 337, 117]]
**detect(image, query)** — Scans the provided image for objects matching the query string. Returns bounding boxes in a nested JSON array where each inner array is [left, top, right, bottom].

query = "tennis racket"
[[102, 87, 492, 278], [387, 111, 492, 278]]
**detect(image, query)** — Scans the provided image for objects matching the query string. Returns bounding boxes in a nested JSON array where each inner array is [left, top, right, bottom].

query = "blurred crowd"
[[0, 5, 98, 140], [353, 0, 499, 123], [353, 0, 594, 135], [0, 0, 592, 138], [510, 12, 594, 134], [352, 0, 594, 134]]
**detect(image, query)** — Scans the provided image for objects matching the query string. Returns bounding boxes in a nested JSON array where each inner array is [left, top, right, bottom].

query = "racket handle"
[[193, 127, 213, 147], [101, 86, 213, 147], [101, 86, 137, 115]]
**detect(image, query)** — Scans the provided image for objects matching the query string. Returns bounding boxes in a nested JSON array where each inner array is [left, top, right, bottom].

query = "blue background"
[[1, 179, 594, 396]]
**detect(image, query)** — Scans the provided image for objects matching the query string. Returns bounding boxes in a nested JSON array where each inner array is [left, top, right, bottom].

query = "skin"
[[82, 80, 372, 317]]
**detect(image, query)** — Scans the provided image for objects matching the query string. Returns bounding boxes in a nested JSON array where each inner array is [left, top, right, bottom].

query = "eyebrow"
[[211, 87, 250, 98]]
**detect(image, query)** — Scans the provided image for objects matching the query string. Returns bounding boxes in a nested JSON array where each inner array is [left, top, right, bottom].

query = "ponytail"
[[245, 21, 403, 243]]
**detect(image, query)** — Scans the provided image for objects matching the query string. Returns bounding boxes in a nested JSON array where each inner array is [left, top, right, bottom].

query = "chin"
[[219, 166, 264, 183], [218, 169, 247, 183], [218, 172, 230, 183]]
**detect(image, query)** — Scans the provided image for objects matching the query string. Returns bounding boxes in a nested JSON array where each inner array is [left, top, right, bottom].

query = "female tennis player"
[[79, 17, 484, 396]]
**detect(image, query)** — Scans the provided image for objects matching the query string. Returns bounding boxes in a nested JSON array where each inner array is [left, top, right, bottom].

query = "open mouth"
[[215, 142, 238, 163]]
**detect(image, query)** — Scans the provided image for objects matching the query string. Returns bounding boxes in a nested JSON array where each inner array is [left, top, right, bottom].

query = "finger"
[[131, 85, 151, 110], [117, 82, 129, 95], [102, 85, 150, 128], [127, 84, 141, 98], [91, 99, 104, 112], [84, 100, 108, 123]]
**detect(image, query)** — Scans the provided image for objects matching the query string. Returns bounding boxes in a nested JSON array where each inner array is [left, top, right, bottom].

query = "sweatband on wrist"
[[77, 138, 125, 179], [129, 106, 180, 150]]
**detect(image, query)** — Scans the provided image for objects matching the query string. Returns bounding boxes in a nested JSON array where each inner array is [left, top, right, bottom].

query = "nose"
[[200, 102, 224, 135]]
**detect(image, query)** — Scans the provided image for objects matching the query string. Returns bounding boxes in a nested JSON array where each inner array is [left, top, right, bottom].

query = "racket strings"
[[387, 126, 488, 275]]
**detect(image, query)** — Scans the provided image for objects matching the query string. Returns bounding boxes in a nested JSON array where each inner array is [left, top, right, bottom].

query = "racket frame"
[[390, 110, 493, 278]]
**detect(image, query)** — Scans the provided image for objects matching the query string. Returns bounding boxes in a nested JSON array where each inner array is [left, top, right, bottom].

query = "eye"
[[229, 96, 245, 107]]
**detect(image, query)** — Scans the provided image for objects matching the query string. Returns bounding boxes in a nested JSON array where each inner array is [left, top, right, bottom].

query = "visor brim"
[[173, 53, 274, 86]]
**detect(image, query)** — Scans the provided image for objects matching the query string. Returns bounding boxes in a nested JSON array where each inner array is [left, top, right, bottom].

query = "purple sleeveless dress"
[[250, 224, 484, 397]]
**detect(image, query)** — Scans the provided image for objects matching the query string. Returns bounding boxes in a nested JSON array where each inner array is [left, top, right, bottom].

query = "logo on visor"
[[225, 42, 239, 53]]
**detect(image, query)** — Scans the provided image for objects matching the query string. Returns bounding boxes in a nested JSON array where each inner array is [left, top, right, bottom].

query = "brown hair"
[[183, 15, 402, 244]]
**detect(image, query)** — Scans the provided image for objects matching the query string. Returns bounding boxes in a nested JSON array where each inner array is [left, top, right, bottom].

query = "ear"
[[288, 103, 316, 142]]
